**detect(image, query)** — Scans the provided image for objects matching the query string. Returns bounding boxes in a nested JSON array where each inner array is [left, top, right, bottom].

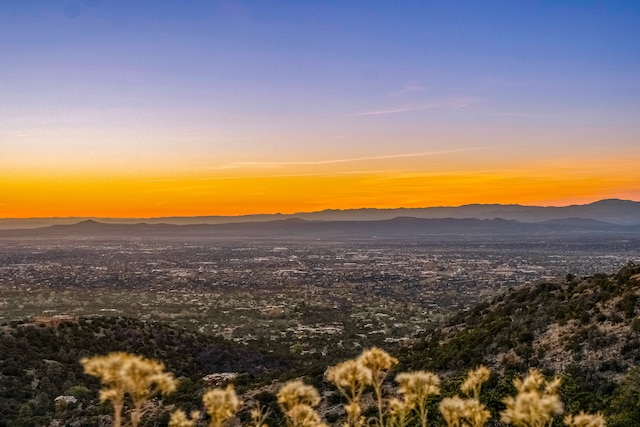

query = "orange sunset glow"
[[2, 1, 639, 218], [3, 152, 639, 218]]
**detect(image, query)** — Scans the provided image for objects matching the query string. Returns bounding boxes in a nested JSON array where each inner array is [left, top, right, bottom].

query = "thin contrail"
[[217, 147, 486, 169], [353, 106, 426, 116], [354, 97, 474, 116]]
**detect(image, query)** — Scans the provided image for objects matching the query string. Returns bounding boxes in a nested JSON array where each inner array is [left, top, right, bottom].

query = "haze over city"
[[2, 1, 639, 217]]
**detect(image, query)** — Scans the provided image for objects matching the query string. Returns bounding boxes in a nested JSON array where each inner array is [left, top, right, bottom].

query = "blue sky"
[[1, 1, 639, 216]]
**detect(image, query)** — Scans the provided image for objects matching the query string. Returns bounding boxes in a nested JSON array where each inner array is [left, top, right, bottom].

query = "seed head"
[[343, 401, 363, 424], [286, 404, 328, 427], [460, 366, 490, 397], [169, 409, 200, 427], [501, 369, 563, 427], [439, 396, 466, 427], [395, 371, 440, 405], [277, 380, 321, 412], [82, 352, 177, 398], [462, 399, 490, 427], [515, 369, 545, 393], [439, 395, 490, 427], [203, 384, 242, 427], [326, 359, 372, 392], [357, 347, 398, 374], [123, 356, 177, 400], [389, 397, 411, 414], [563, 411, 606, 427], [545, 377, 562, 395]]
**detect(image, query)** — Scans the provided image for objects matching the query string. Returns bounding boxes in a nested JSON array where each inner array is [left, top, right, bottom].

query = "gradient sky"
[[2, 0, 639, 217]]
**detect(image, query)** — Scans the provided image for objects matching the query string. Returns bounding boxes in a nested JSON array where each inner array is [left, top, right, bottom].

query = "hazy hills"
[[1, 199, 640, 231], [1, 215, 639, 240], [0, 199, 639, 239]]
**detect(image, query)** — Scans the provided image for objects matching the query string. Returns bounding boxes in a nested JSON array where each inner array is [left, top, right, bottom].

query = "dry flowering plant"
[[168, 384, 242, 427], [563, 411, 606, 427], [394, 370, 440, 427], [438, 366, 491, 427], [357, 347, 399, 427], [202, 384, 243, 427], [169, 409, 201, 427], [277, 379, 326, 427], [82, 352, 177, 427], [326, 356, 373, 427], [248, 402, 271, 427], [82, 350, 607, 427], [500, 369, 564, 427]]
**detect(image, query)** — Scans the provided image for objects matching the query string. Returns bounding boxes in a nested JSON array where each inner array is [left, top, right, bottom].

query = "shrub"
[[82, 349, 606, 427]]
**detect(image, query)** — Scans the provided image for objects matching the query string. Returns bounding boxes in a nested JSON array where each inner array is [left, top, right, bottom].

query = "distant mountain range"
[[1, 199, 639, 238], [1, 199, 640, 231], [1, 212, 640, 240]]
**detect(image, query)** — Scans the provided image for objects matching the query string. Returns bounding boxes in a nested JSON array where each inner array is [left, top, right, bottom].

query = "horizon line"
[[0, 198, 636, 221]]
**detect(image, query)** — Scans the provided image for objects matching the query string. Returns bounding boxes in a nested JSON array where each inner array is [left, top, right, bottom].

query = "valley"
[[1, 236, 638, 354]]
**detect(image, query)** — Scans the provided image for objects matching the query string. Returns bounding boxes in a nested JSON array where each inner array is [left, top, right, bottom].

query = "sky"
[[1, 0, 639, 218]]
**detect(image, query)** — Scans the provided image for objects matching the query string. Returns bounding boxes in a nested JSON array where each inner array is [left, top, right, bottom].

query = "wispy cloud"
[[195, 173, 319, 180], [452, 103, 470, 110], [337, 169, 398, 175], [210, 147, 486, 170], [353, 97, 475, 116], [389, 84, 425, 97], [480, 112, 531, 117], [353, 106, 427, 116]]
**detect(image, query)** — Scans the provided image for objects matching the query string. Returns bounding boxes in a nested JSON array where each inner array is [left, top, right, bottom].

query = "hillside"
[[0, 317, 292, 426], [402, 261, 640, 425], [3, 264, 640, 425]]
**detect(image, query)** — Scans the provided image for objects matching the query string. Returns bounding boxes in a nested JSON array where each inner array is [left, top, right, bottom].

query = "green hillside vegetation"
[[402, 261, 640, 425], [0, 317, 292, 426], [1, 262, 640, 426]]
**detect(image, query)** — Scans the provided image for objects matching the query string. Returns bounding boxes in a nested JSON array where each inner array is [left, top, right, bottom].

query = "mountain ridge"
[[1, 215, 640, 239], [1, 198, 640, 230]]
